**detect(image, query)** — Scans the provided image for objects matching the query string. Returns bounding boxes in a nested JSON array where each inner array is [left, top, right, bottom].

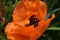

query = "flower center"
[[26, 15, 39, 28]]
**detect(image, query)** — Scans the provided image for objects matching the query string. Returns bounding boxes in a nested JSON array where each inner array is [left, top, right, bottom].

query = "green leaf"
[[47, 27, 60, 30], [45, 8, 60, 20], [13, 1, 21, 7], [48, 0, 58, 11]]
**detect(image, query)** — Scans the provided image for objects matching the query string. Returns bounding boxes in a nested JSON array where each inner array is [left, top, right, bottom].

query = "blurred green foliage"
[[0, 0, 60, 40]]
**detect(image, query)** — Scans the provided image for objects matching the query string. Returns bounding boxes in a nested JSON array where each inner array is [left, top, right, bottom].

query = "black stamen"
[[27, 15, 39, 28]]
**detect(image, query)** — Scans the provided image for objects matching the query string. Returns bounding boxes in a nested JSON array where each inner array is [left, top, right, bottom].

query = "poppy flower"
[[5, 0, 55, 40]]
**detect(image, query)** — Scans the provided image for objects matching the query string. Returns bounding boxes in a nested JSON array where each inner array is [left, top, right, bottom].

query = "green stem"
[[47, 27, 60, 30], [45, 8, 60, 20]]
